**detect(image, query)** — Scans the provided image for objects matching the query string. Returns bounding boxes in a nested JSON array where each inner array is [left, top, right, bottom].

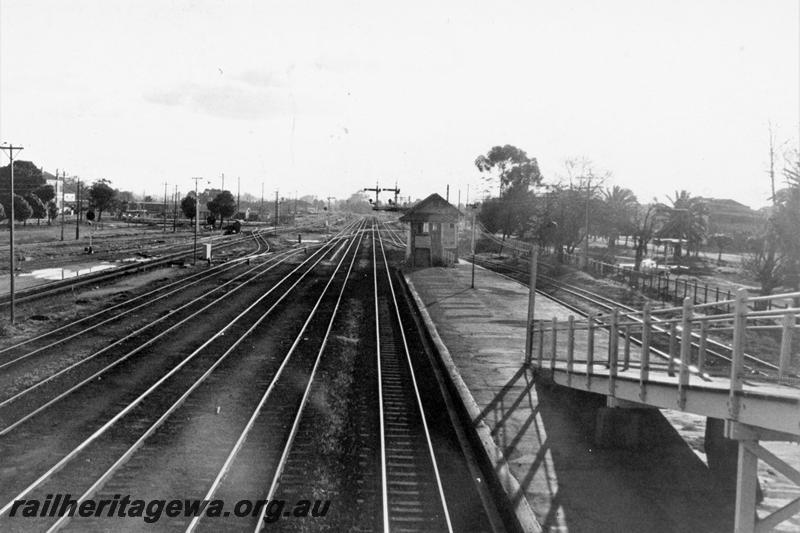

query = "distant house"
[[399, 193, 462, 267], [698, 197, 765, 248]]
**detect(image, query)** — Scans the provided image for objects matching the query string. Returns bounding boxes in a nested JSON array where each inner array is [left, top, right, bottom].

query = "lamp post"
[[1, 143, 23, 323]]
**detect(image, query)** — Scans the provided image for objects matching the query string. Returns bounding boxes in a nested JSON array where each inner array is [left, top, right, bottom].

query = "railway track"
[[470, 255, 783, 377], [0, 219, 363, 531], [0, 229, 266, 308], [0, 231, 274, 371], [372, 223, 452, 532], [0, 218, 499, 531]]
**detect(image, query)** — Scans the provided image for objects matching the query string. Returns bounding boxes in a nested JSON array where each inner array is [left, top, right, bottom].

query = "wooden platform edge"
[[404, 273, 542, 533]]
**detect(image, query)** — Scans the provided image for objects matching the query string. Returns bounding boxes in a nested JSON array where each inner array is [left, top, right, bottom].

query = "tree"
[[46, 201, 58, 224], [24, 193, 46, 225], [657, 190, 708, 259], [0, 202, 5, 221], [88, 179, 117, 221], [208, 190, 236, 228], [771, 163, 800, 292], [536, 185, 595, 262], [0, 161, 45, 213], [34, 184, 55, 204], [707, 233, 734, 264], [477, 197, 504, 235], [474, 145, 543, 240], [600, 186, 638, 249], [181, 193, 197, 222], [742, 233, 783, 297], [632, 204, 660, 270], [12, 194, 32, 224]]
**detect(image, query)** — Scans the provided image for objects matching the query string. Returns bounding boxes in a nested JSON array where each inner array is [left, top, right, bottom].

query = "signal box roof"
[[399, 193, 462, 223]]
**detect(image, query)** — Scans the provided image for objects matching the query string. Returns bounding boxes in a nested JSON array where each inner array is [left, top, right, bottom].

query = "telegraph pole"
[[163, 181, 168, 232], [274, 190, 279, 231], [1, 143, 23, 323], [236, 177, 240, 216], [173, 184, 178, 232], [75, 178, 81, 239], [581, 176, 592, 269], [260, 182, 264, 221], [60, 170, 66, 241], [191, 177, 203, 265]]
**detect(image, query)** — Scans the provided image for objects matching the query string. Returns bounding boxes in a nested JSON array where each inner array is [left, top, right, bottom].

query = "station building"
[[399, 193, 462, 267]]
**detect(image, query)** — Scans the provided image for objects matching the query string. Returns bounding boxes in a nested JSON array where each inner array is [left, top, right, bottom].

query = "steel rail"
[[380, 220, 405, 248], [0, 219, 363, 519], [45, 220, 369, 533], [473, 256, 781, 374], [185, 220, 366, 533], [252, 222, 365, 530], [0, 229, 258, 307], [0, 258, 247, 368], [0, 251, 297, 434], [0, 220, 362, 435], [375, 224, 454, 533], [373, 222, 391, 533]]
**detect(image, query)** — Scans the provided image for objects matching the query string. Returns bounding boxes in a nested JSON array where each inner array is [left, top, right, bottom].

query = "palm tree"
[[657, 190, 708, 259], [601, 185, 638, 249]]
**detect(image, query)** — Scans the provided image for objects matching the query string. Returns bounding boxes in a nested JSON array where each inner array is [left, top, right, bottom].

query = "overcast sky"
[[1, 0, 798, 208]]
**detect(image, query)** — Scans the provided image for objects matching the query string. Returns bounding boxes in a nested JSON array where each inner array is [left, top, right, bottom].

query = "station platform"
[[405, 261, 735, 533]]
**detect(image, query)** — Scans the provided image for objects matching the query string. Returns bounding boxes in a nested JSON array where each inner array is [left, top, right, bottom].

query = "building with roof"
[[399, 193, 462, 267]]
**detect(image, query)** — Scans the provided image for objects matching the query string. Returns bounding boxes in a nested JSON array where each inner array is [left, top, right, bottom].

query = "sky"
[[1, 0, 798, 208]]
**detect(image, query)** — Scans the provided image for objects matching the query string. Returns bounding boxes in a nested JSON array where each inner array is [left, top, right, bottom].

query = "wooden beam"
[[755, 497, 800, 533], [734, 441, 758, 533], [742, 441, 800, 486]]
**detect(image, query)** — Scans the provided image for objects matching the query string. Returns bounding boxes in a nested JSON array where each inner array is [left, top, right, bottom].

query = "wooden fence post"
[[728, 289, 749, 419], [779, 312, 794, 380], [678, 297, 693, 409]]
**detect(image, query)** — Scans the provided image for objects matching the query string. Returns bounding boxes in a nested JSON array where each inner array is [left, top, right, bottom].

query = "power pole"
[[173, 184, 178, 232], [274, 190, 279, 230], [260, 182, 264, 221], [768, 121, 777, 205], [237, 177, 240, 216], [163, 181, 168, 232], [75, 178, 81, 240], [60, 170, 66, 241], [191, 177, 204, 265], [0, 143, 23, 324], [581, 176, 592, 269]]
